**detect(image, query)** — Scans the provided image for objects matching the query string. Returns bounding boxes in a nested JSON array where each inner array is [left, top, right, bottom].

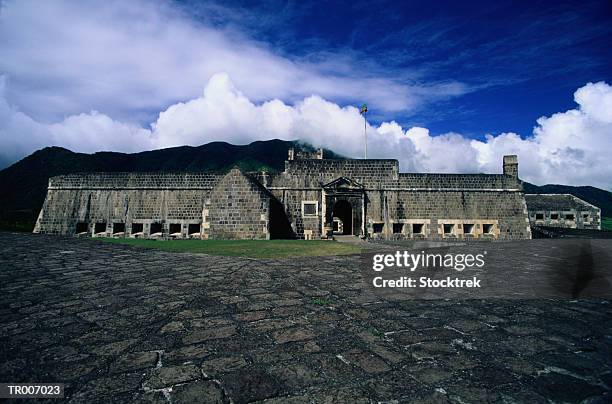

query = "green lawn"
[[99, 238, 361, 259], [602, 217, 612, 231]]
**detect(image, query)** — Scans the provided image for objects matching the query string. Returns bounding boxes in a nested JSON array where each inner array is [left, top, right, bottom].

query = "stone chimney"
[[503, 155, 518, 178]]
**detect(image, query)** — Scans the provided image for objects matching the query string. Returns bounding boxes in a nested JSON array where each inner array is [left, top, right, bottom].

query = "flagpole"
[[360, 103, 368, 159], [364, 110, 367, 159]]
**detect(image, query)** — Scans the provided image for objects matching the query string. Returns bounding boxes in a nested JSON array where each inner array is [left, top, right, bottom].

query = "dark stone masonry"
[[204, 168, 274, 240], [1, 232, 611, 403], [525, 193, 602, 230], [33, 151, 533, 241]]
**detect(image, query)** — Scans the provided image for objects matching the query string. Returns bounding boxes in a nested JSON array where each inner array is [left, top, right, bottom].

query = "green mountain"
[[0, 140, 341, 231]]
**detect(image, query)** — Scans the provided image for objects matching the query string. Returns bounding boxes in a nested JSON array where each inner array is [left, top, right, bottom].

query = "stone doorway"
[[323, 177, 365, 237], [333, 200, 353, 235]]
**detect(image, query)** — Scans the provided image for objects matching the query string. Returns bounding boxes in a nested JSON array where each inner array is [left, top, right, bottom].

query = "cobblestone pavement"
[[1, 232, 611, 403]]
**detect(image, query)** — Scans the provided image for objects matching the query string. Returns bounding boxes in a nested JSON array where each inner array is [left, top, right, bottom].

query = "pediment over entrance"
[[323, 177, 364, 191]]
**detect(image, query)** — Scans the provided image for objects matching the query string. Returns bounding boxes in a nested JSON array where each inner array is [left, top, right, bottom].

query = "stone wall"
[[266, 158, 528, 240], [396, 173, 520, 190], [34, 155, 532, 241], [525, 194, 601, 230], [49, 172, 221, 189], [365, 189, 531, 240], [267, 159, 400, 239], [279, 159, 399, 188], [203, 168, 271, 240], [269, 189, 323, 239], [268, 186, 530, 240], [34, 172, 219, 237], [34, 188, 210, 237]]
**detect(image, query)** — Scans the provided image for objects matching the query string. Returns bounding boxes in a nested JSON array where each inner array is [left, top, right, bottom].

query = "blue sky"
[[179, 0, 611, 138], [0, 0, 611, 188]]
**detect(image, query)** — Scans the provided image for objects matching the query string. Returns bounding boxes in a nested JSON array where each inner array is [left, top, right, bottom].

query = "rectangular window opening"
[[94, 222, 107, 234], [443, 224, 454, 234], [76, 222, 88, 234], [150, 223, 163, 235], [412, 223, 424, 234], [483, 224, 494, 234], [565, 214, 575, 220], [463, 223, 474, 234], [550, 213, 559, 220], [392, 223, 404, 234], [131, 223, 144, 235], [188, 224, 201, 235], [372, 223, 384, 233], [112, 222, 125, 234], [169, 223, 181, 234], [535, 213, 544, 220], [583, 213, 589, 219], [302, 202, 317, 216]]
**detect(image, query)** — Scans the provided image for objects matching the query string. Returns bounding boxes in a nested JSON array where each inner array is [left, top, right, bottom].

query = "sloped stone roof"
[[49, 172, 223, 189], [525, 194, 598, 211]]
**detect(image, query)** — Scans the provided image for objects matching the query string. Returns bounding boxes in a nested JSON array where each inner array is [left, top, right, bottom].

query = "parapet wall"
[[282, 159, 399, 188], [397, 173, 521, 190], [49, 172, 222, 189], [276, 160, 521, 191]]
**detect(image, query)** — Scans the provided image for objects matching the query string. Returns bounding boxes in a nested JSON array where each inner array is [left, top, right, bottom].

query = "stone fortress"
[[525, 194, 601, 230], [34, 150, 540, 240]]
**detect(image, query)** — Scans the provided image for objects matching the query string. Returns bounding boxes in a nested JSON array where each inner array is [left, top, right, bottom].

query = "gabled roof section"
[[215, 167, 284, 203], [323, 176, 364, 190], [214, 167, 269, 194], [525, 193, 601, 211]]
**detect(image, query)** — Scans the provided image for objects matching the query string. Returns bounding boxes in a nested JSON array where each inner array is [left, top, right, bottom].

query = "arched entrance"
[[323, 177, 365, 237], [333, 200, 353, 235]]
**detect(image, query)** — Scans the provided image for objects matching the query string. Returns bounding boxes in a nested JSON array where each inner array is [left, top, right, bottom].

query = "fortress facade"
[[525, 193, 601, 230], [34, 151, 532, 240]]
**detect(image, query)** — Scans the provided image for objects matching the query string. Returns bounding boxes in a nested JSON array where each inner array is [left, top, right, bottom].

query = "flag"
[[359, 103, 368, 115]]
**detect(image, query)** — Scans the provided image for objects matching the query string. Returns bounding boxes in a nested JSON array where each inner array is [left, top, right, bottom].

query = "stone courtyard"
[[1, 232, 611, 403]]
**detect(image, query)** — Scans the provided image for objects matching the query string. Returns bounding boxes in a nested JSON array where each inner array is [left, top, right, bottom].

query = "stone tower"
[[503, 155, 518, 178]]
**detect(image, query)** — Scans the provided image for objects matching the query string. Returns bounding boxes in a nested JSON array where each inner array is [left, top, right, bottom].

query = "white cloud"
[[47, 112, 152, 155], [0, 0, 459, 125], [469, 81, 612, 188], [0, 72, 611, 190], [150, 73, 421, 171], [0, 75, 152, 165], [151, 75, 612, 189], [574, 82, 612, 123]]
